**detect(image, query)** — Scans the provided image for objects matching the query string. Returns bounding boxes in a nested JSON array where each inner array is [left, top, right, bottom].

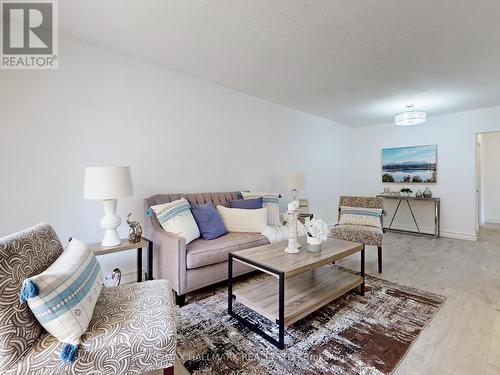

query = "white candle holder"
[[285, 207, 300, 254]]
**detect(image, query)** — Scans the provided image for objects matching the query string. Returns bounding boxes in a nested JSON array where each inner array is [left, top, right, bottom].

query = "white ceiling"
[[61, 1, 500, 127]]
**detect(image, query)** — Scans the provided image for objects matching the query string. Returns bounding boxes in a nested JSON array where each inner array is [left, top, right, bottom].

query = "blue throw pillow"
[[191, 203, 228, 240], [229, 197, 263, 209]]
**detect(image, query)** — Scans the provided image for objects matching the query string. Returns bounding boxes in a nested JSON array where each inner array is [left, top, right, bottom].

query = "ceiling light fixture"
[[395, 104, 427, 126]]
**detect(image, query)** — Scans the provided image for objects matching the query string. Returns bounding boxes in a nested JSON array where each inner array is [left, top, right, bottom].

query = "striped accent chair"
[[331, 196, 385, 273], [0, 224, 176, 375]]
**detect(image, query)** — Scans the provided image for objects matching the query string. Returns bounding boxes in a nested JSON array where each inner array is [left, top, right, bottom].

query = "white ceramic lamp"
[[285, 172, 305, 201], [83, 166, 133, 247]]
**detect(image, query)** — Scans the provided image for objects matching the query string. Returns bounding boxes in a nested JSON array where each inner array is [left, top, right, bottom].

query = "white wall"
[[0, 36, 353, 280], [352, 107, 500, 241], [479, 132, 500, 224]]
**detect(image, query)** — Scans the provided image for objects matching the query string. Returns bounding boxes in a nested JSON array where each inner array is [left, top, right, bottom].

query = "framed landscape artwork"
[[382, 144, 437, 183]]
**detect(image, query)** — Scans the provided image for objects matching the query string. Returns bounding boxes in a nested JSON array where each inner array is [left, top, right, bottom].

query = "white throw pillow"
[[339, 206, 383, 228], [19, 238, 103, 363], [241, 191, 280, 226], [149, 198, 200, 244], [217, 206, 268, 233]]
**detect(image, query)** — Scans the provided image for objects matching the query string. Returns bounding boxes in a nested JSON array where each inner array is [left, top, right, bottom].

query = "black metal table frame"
[[227, 246, 365, 350], [137, 237, 154, 282], [384, 198, 440, 238]]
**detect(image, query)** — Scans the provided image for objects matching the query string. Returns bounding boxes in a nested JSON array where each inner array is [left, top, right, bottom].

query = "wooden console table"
[[377, 195, 440, 238]]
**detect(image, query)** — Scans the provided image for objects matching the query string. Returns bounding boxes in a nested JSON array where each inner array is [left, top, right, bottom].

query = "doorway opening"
[[476, 131, 500, 236]]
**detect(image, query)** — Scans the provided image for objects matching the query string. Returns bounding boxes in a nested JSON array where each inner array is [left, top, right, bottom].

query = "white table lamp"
[[285, 172, 305, 201], [83, 166, 134, 247]]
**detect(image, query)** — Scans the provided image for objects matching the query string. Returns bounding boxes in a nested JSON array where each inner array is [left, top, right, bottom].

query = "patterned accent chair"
[[331, 196, 384, 273], [0, 224, 176, 375]]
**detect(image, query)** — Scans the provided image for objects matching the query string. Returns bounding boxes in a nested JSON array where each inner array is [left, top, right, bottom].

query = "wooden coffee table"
[[228, 238, 365, 349]]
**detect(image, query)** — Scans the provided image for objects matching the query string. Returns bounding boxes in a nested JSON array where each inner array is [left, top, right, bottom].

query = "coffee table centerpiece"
[[305, 218, 329, 253], [228, 238, 365, 349]]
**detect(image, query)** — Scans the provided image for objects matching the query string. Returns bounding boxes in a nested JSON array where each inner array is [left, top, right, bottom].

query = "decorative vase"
[[415, 190, 423, 198], [307, 236, 322, 253], [423, 188, 432, 198]]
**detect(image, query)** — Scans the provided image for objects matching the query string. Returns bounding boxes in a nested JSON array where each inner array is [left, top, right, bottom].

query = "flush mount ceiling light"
[[395, 104, 427, 126]]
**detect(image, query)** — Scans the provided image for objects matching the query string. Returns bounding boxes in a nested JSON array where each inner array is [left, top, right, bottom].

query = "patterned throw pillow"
[[241, 191, 280, 226], [19, 238, 103, 363], [148, 197, 200, 244], [339, 206, 383, 228]]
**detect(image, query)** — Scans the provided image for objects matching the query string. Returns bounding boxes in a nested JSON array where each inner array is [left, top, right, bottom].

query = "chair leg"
[[377, 246, 382, 273], [163, 365, 174, 375]]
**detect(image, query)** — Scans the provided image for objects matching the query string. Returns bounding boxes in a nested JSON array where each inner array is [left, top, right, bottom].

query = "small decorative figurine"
[[423, 187, 432, 198], [111, 268, 122, 286], [126, 213, 143, 244]]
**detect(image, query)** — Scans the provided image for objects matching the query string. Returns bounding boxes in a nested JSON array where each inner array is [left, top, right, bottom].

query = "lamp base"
[[101, 229, 121, 247], [100, 199, 122, 247]]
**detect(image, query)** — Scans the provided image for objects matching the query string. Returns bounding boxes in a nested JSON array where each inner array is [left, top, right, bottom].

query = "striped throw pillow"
[[148, 197, 200, 244], [339, 206, 383, 228], [242, 191, 280, 226], [19, 238, 103, 363]]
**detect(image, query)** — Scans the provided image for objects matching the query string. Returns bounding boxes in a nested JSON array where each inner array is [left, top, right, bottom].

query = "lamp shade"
[[83, 166, 133, 200], [285, 172, 305, 190]]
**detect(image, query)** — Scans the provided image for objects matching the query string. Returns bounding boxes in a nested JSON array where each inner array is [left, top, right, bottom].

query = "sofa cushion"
[[19, 238, 103, 362], [186, 232, 270, 269], [229, 197, 263, 209], [191, 203, 228, 240], [241, 191, 281, 225], [339, 206, 383, 228], [217, 206, 268, 233], [149, 198, 200, 244]]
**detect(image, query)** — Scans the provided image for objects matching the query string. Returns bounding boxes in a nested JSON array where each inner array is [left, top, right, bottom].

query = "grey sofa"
[[144, 191, 270, 305]]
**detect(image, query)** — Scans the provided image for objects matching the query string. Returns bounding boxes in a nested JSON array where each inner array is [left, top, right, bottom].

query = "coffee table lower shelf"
[[234, 267, 362, 327], [228, 248, 364, 350]]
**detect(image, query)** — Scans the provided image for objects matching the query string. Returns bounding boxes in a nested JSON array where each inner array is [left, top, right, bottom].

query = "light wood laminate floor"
[[149, 224, 500, 375]]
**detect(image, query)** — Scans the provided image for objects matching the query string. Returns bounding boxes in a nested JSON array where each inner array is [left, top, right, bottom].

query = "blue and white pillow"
[[339, 206, 383, 228], [19, 238, 103, 363], [148, 197, 200, 244], [242, 192, 280, 226]]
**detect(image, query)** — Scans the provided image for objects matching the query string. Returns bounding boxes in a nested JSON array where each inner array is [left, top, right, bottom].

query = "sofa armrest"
[[150, 229, 187, 295]]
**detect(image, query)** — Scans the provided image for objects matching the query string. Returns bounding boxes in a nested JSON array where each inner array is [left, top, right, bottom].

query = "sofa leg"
[[175, 292, 186, 307], [377, 246, 382, 273], [163, 365, 174, 375]]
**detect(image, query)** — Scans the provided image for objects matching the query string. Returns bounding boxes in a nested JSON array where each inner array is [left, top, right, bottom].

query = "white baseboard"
[[388, 223, 477, 241], [485, 218, 500, 225], [440, 230, 477, 241]]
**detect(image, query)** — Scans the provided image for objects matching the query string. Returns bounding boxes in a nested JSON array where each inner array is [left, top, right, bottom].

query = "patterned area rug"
[[177, 267, 445, 375]]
